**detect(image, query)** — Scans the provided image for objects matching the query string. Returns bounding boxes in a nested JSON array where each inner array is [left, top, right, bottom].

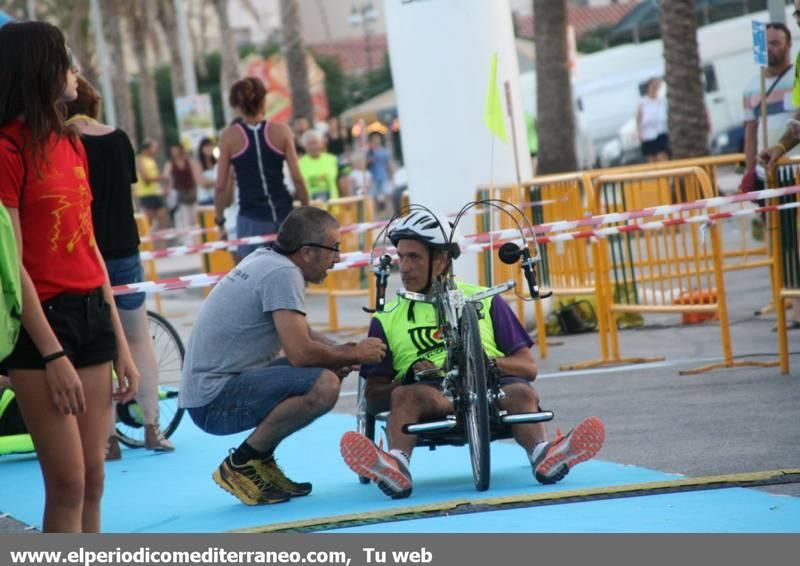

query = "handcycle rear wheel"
[[461, 302, 491, 491], [116, 311, 185, 448]]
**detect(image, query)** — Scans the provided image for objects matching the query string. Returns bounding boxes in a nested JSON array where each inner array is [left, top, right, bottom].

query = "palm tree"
[[128, 0, 165, 155], [533, 0, 577, 174], [659, 0, 707, 159], [103, 0, 136, 137], [64, 0, 100, 89], [157, 0, 187, 98], [190, 0, 208, 81], [212, 0, 241, 124], [279, 0, 313, 123]]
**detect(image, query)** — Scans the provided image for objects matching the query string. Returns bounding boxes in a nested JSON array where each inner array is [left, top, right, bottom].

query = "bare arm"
[[94, 246, 139, 402], [493, 346, 538, 381], [743, 120, 758, 172], [282, 128, 309, 205], [190, 158, 213, 188], [273, 309, 385, 367], [308, 327, 339, 346], [777, 108, 800, 151], [636, 106, 643, 141], [214, 128, 235, 220], [762, 108, 800, 168], [8, 208, 85, 414], [161, 161, 172, 194]]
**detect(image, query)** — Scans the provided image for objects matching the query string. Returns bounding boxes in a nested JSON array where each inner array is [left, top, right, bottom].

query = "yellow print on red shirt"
[[39, 167, 95, 253]]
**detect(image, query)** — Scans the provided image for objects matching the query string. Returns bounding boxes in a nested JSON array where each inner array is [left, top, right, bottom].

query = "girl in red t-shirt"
[[0, 21, 139, 533]]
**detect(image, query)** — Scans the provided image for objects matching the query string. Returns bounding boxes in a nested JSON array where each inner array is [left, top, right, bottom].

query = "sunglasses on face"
[[302, 242, 341, 254]]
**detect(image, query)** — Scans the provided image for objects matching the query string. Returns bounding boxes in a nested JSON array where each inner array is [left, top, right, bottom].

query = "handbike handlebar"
[[396, 279, 516, 305], [363, 254, 393, 313], [519, 248, 552, 300]]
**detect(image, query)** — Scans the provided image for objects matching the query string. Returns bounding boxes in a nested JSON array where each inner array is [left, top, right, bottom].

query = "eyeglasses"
[[303, 242, 341, 254]]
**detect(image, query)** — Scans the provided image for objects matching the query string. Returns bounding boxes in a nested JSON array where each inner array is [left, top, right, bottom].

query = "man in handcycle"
[[340, 211, 605, 499]]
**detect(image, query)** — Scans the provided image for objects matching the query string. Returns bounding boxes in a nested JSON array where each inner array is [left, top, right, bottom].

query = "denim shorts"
[[187, 358, 325, 436], [105, 253, 146, 311], [236, 214, 280, 259], [139, 195, 165, 210], [4, 287, 117, 370]]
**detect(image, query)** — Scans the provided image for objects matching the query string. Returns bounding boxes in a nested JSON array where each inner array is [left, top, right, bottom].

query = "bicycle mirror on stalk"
[[498, 242, 551, 300], [498, 242, 524, 265]]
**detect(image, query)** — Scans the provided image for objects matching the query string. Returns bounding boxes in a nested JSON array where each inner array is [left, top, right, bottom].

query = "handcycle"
[[355, 201, 554, 491], [0, 310, 185, 456]]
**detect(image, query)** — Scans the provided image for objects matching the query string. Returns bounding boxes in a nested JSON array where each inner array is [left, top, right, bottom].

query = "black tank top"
[[230, 120, 293, 223]]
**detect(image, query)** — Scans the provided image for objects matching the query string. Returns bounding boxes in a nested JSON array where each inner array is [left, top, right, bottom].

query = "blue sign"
[[752, 21, 767, 66]]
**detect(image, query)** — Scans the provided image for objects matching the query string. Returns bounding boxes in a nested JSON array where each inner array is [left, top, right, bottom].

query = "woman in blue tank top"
[[215, 77, 309, 260]]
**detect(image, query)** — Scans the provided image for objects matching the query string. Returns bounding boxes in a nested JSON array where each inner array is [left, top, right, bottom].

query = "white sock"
[[529, 441, 548, 464], [389, 449, 410, 469]]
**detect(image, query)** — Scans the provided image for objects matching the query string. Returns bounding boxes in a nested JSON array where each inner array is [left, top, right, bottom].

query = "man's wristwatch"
[[214, 216, 226, 227]]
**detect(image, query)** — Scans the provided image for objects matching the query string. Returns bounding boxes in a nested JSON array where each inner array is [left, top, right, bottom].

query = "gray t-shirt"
[[179, 249, 306, 408]]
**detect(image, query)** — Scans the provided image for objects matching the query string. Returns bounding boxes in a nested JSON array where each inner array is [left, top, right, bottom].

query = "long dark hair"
[[197, 137, 217, 170], [0, 21, 73, 174]]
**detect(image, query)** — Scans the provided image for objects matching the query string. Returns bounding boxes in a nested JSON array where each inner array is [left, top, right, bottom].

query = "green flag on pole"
[[483, 53, 508, 143]]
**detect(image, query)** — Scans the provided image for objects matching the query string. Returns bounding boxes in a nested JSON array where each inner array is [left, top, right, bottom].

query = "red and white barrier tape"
[[140, 185, 800, 260], [468, 185, 800, 242], [521, 199, 800, 246], [119, 191, 800, 296]]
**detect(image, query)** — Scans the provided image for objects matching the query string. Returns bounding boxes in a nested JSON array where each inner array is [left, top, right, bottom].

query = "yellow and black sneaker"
[[260, 456, 313, 497], [212, 451, 291, 505]]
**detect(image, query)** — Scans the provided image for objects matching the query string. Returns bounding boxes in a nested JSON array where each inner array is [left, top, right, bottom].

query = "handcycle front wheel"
[[356, 376, 375, 484], [116, 311, 185, 448], [460, 302, 491, 491]]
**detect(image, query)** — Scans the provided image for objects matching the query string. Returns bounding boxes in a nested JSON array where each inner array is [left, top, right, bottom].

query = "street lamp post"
[[349, 2, 377, 72]]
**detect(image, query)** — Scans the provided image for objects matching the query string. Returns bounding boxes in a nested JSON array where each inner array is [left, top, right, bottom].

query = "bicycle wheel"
[[461, 302, 491, 491], [116, 311, 185, 448]]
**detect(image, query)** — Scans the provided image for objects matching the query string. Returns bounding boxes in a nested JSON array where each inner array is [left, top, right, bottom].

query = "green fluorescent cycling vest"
[[374, 281, 504, 381], [794, 51, 800, 108]]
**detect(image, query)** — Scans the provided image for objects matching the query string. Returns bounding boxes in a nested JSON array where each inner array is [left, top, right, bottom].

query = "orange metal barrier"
[[767, 164, 800, 375], [590, 154, 770, 273], [476, 173, 606, 362], [474, 184, 528, 327], [591, 166, 777, 375], [196, 206, 235, 278]]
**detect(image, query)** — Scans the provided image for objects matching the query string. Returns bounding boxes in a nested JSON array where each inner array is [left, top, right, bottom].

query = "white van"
[[518, 72, 596, 170], [519, 6, 799, 166]]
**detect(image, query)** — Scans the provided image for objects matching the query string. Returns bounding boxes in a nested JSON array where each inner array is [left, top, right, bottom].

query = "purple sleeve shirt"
[[490, 295, 534, 355], [359, 295, 533, 380], [359, 318, 395, 378]]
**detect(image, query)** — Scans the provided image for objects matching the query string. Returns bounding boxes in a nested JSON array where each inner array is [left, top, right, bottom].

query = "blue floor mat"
[[1, 413, 797, 533]]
